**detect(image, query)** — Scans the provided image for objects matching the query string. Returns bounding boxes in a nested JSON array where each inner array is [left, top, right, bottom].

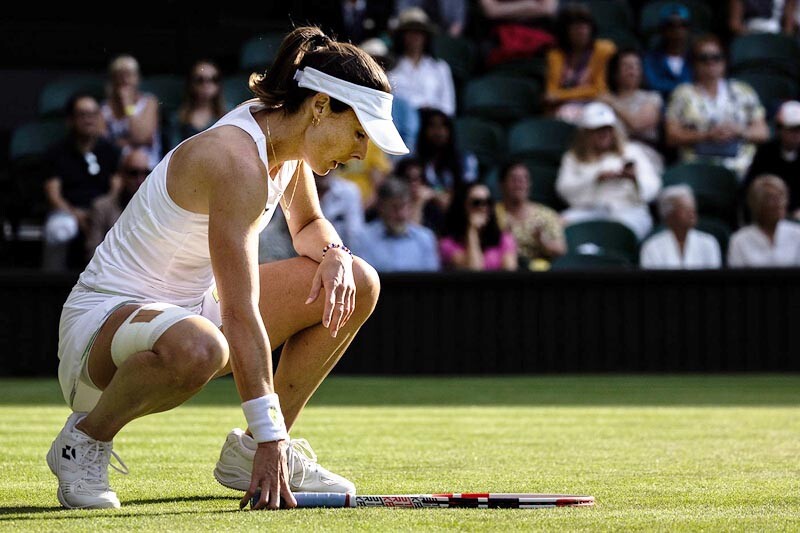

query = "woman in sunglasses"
[[664, 34, 769, 178], [439, 182, 518, 271], [168, 60, 227, 148]]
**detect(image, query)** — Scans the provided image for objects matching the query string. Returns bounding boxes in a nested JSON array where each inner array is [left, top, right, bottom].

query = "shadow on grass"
[[2, 375, 800, 407], [0, 495, 239, 521]]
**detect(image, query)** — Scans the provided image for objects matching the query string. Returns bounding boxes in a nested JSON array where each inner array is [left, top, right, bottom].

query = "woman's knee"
[[353, 257, 381, 314], [152, 319, 229, 389]]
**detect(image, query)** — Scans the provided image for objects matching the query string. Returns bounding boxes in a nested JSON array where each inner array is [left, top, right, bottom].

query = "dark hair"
[[555, 5, 597, 53], [249, 26, 391, 115], [499, 160, 528, 184], [416, 108, 463, 188], [64, 92, 98, 117], [443, 182, 502, 249], [394, 156, 424, 180], [179, 59, 226, 124], [392, 28, 435, 58], [606, 48, 642, 94], [378, 177, 411, 202], [690, 34, 726, 66]]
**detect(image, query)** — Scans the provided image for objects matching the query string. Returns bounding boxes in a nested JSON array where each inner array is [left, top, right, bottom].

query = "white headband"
[[294, 67, 409, 156]]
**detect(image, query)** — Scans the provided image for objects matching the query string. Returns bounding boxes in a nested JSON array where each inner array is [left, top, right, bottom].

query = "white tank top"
[[79, 102, 298, 309]]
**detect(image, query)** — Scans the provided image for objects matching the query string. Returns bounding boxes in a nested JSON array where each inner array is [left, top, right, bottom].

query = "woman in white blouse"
[[729, 175, 800, 266], [556, 102, 662, 239], [388, 7, 456, 116], [640, 185, 722, 269]]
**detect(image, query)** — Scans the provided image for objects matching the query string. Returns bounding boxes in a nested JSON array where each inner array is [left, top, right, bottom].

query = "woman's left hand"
[[305, 250, 356, 338]]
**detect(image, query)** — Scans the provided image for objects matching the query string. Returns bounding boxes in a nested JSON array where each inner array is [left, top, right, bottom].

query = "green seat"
[[240, 33, 285, 72], [454, 117, 506, 170], [565, 220, 639, 263], [730, 34, 800, 79], [551, 252, 632, 270], [486, 57, 547, 81], [575, 0, 635, 33], [507, 118, 575, 164], [640, 1, 714, 36], [10, 119, 66, 161], [662, 163, 738, 223], [141, 75, 185, 117], [433, 35, 478, 85], [521, 161, 566, 211], [732, 72, 798, 118], [462, 76, 540, 123], [223, 74, 254, 110], [597, 27, 642, 51], [38, 74, 106, 117]]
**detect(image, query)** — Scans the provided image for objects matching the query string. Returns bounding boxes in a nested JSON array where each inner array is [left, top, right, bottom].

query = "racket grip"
[[250, 491, 355, 508]]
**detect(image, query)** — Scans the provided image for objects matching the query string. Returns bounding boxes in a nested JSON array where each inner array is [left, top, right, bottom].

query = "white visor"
[[294, 67, 409, 156]]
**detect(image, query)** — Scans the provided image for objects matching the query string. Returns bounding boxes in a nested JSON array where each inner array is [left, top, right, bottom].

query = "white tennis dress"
[[59, 102, 297, 411]]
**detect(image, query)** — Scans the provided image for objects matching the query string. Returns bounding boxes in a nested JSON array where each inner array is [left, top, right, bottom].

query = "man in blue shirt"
[[357, 178, 440, 272], [643, 3, 693, 98]]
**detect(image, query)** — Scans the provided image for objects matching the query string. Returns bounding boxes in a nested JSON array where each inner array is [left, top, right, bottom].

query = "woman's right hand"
[[241, 440, 297, 510], [469, 211, 489, 229]]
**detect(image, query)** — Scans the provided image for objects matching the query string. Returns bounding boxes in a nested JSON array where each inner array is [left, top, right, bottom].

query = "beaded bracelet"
[[322, 243, 353, 258]]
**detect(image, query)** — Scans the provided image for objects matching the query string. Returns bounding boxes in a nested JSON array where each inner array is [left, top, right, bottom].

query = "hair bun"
[[309, 33, 332, 49]]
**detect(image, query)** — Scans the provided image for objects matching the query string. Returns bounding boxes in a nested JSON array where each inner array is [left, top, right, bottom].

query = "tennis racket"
[[250, 492, 594, 509]]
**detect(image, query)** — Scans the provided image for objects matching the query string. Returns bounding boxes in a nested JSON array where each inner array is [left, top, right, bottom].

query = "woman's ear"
[[312, 93, 331, 120]]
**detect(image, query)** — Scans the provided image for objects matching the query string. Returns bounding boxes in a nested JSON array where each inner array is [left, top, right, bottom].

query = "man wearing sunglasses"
[[43, 93, 121, 271], [86, 148, 150, 253], [643, 3, 694, 98]]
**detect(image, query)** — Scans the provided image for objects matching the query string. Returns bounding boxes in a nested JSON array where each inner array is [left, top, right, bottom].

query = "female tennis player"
[[46, 26, 408, 511]]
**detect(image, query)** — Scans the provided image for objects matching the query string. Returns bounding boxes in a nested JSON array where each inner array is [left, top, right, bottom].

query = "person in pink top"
[[439, 183, 518, 270]]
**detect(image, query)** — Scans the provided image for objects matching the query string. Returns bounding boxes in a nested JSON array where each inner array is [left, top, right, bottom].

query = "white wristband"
[[241, 393, 288, 443]]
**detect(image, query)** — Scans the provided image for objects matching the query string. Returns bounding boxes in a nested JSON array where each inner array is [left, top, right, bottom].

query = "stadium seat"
[[550, 251, 632, 270], [433, 35, 478, 85], [223, 74, 254, 110], [732, 71, 798, 119], [639, 1, 714, 36], [597, 27, 642, 51], [576, 0, 635, 33], [461, 76, 541, 123], [9, 119, 66, 161], [507, 118, 575, 164], [522, 162, 567, 211], [141, 75, 185, 117], [729, 33, 800, 79], [662, 163, 738, 223], [486, 57, 547, 81], [240, 33, 285, 72], [454, 117, 506, 170], [565, 220, 639, 263], [38, 74, 106, 117]]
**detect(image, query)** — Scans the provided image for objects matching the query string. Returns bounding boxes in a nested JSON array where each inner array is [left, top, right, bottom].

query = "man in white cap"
[[556, 101, 662, 240], [745, 100, 800, 219]]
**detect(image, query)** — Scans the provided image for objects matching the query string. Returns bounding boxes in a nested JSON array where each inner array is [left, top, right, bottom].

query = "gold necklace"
[[265, 115, 300, 221]]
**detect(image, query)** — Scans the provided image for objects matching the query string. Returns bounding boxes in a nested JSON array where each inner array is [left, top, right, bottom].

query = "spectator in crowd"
[[556, 102, 662, 240], [389, 7, 457, 116], [544, 4, 616, 123], [86, 148, 149, 252], [745, 100, 800, 218], [440, 182, 517, 270], [359, 38, 420, 155], [640, 185, 722, 269], [496, 161, 566, 270], [600, 48, 664, 151], [101, 55, 161, 169], [395, 156, 445, 232], [729, 175, 800, 266], [479, 0, 558, 66], [43, 93, 121, 271], [336, 140, 393, 213], [665, 34, 769, 179], [358, 178, 440, 271], [397, 0, 468, 37], [416, 108, 479, 209], [643, 3, 693, 98], [728, 0, 796, 35], [168, 60, 226, 149], [316, 1, 392, 45], [315, 170, 365, 249]]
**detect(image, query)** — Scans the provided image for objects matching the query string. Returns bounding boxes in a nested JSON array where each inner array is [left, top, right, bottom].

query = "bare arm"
[[741, 117, 770, 144], [449, 227, 485, 270], [785, 0, 797, 34], [127, 96, 159, 145], [665, 118, 709, 148], [729, 0, 745, 35], [43, 177, 72, 212]]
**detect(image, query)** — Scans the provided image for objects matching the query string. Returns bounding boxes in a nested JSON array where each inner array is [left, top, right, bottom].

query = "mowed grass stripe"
[[0, 377, 798, 531]]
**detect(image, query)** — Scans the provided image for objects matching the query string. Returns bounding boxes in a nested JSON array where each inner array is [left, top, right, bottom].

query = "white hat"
[[579, 102, 617, 129], [294, 67, 409, 156], [778, 101, 800, 128], [359, 38, 389, 58]]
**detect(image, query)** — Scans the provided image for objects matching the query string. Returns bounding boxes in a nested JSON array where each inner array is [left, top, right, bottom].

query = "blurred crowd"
[[27, 0, 800, 272]]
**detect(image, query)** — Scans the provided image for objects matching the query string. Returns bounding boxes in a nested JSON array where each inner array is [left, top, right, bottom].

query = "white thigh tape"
[[110, 303, 194, 367]]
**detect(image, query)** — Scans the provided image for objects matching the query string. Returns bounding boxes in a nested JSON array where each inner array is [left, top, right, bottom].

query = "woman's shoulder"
[[594, 39, 617, 57]]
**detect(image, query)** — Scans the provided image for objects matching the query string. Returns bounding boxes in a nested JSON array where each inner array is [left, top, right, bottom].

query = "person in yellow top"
[[544, 5, 616, 123], [337, 140, 392, 211]]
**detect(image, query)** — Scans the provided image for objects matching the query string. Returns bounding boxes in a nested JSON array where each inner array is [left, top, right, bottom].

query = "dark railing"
[[2, 269, 800, 376]]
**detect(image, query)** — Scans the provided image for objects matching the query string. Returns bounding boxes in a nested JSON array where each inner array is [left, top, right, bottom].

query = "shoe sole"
[[213, 463, 250, 492]]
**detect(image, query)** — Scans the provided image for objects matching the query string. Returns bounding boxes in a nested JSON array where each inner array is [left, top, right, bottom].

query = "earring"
[[312, 116, 320, 126]]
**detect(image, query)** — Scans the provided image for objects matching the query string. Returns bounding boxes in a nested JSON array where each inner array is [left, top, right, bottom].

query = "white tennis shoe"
[[46, 412, 128, 509], [213, 428, 355, 494]]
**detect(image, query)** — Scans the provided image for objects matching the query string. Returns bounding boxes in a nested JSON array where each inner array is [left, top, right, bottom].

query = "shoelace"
[[287, 438, 318, 487], [77, 441, 129, 489]]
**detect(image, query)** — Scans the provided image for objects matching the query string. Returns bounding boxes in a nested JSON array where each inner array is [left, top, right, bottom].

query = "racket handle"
[[250, 491, 355, 508]]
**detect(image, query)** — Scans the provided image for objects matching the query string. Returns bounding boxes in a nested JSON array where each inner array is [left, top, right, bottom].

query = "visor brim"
[[354, 109, 410, 156]]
